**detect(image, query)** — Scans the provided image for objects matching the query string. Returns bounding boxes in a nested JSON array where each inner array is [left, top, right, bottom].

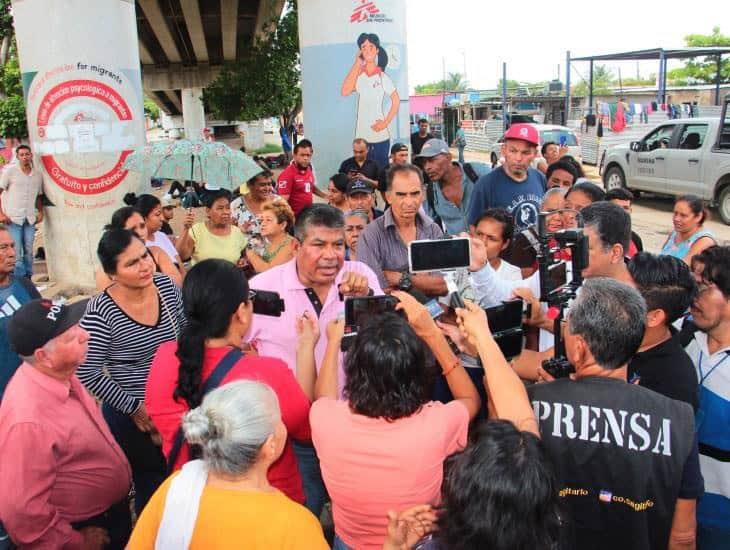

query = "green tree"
[[444, 72, 468, 91], [667, 27, 730, 84], [496, 79, 520, 92], [413, 81, 442, 95], [0, 1, 25, 138], [572, 64, 614, 96], [143, 97, 160, 123], [621, 75, 657, 87], [413, 72, 468, 94], [204, 0, 301, 126], [0, 0, 12, 66], [0, 95, 27, 138]]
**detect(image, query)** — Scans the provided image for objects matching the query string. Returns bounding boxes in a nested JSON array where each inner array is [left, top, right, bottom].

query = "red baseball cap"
[[504, 124, 539, 146]]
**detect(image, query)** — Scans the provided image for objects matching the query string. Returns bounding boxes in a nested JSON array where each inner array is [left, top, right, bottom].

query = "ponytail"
[[172, 259, 250, 408], [174, 318, 208, 408]]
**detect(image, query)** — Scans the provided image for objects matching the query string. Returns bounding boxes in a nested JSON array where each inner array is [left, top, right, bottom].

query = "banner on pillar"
[[299, 0, 410, 186], [12, 0, 146, 286]]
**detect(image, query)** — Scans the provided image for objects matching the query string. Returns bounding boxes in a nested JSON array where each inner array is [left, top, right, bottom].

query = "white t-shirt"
[[355, 70, 396, 144], [493, 259, 522, 281], [147, 231, 179, 265]]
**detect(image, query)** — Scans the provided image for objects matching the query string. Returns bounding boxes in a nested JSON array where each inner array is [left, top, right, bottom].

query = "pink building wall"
[[409, 94, 444, 117]]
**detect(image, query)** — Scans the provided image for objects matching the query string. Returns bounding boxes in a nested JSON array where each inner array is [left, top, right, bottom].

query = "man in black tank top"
[[528, 278, 703, 550]]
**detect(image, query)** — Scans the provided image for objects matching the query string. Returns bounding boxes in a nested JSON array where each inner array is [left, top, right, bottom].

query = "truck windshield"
[[540, 130, 578, 146]]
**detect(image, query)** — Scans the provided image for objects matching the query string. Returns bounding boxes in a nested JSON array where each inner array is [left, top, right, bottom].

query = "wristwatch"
[[398, 271, 413, 291]]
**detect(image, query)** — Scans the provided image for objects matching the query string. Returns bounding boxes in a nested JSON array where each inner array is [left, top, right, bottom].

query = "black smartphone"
[[250, 289, 285, 317], [494, 330, 523, 360], [345, 295, 400, 329], [409, 238, 471, 273], [485, 299, 523, 334], [342, 296, 402, 352]]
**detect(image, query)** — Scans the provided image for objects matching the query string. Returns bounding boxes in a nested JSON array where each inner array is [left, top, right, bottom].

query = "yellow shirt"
[[128, 474, 329, 549], [190, 222, 247, 265]]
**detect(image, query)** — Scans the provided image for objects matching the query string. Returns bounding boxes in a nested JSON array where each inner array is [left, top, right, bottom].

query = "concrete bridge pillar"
[[182, 87, 206, 140], [12, 0, 146, 288]]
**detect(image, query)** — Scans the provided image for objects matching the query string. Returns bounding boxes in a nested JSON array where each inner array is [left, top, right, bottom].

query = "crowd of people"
[[0, 129, 728, 550]]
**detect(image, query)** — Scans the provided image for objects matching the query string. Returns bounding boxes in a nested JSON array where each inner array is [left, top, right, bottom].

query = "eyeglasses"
[[248, 290, 257, 301]]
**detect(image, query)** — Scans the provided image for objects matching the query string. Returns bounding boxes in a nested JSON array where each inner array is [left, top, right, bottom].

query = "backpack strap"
[[462, 162, 479, 184], [167, 348, 244, 472], [424, 179, 442, 227]]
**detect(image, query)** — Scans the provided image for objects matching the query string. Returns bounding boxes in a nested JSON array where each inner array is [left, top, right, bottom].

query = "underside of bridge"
[[137, 0, 285, 120]]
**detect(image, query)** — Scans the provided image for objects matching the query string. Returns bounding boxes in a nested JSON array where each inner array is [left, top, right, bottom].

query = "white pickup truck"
[[600, 99, 730, 223]]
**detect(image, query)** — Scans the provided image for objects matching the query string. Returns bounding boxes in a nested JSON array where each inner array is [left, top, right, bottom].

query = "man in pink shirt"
[[0, 299, 132, 549], [247, 203, 382, 517]]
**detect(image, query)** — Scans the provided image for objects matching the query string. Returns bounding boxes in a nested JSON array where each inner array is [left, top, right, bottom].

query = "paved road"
[[459, 148, 730, 253]]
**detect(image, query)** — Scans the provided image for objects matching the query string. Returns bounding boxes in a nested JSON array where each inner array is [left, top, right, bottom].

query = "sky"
[[405, 0, 723, 92]]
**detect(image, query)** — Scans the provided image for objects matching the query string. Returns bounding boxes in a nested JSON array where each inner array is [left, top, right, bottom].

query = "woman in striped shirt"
[[78, 228, 184, 515]]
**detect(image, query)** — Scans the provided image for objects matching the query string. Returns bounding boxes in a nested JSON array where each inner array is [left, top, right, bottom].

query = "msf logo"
[[351, 0, 379, 22]]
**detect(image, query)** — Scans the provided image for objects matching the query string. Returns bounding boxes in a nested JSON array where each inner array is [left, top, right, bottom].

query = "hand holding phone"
[[455, 300, 491, 350], [183, 209, 195, 230], [391, 291, 437, 339]]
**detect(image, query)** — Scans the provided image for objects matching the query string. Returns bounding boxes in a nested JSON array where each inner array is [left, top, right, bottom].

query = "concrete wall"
[[236, 122, 265, 152], [13, 0, 146, 288]]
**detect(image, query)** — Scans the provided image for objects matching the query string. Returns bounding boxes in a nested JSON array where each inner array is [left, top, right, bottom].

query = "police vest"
[[528, 376, 694, 550]]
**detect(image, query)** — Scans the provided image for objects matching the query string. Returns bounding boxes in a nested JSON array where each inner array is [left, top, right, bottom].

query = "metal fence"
[[457, 108, 721, 167]]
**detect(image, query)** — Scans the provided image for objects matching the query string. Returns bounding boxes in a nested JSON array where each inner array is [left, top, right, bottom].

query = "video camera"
[[249, 289, 286, 317], [536, 210, 588, 379]]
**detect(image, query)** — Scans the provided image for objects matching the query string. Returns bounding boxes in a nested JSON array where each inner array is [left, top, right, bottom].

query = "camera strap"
[[521, 227, 541, 253], [166, 348, 244, 472]]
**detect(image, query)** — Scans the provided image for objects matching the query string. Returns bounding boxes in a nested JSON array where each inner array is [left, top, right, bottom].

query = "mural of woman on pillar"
[[341, 32, 400, 170]]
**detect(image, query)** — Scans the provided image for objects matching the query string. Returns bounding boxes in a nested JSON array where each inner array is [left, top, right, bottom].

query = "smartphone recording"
[[484, 299, 523, 359], [342, 296, 402, 351], [408, 238, 471, 273]]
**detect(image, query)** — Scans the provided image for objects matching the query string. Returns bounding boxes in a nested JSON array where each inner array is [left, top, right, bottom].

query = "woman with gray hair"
[[128, 381, 329, 549]]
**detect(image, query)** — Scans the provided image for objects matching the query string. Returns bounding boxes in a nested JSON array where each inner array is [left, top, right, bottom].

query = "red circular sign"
[[37, 79, 133, 195]]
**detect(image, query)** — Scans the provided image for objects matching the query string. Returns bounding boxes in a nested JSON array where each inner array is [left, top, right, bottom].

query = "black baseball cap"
[[390, 143, 408, 154], [9, 299, 89, 356], [346, 179, 374, 195]]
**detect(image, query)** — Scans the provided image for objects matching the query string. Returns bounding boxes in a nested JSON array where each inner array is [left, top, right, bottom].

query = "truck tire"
[[718, 186, 730, 225], [603, 166, 626, 191]]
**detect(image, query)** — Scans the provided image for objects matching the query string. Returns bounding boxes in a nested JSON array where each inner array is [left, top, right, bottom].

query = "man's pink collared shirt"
[[0, 364, 131, 548], [247, 258, 383, 395]]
